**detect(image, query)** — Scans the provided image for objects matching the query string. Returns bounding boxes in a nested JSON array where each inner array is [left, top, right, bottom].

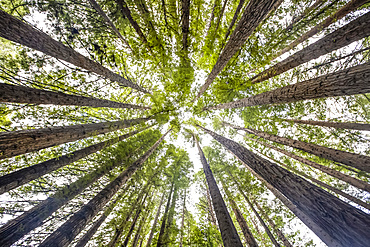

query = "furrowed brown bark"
[[0, 126, 151, 194], [181, 0, 190, 50], [251, 11, 370, 84], [146, 192, 166, 247], [200, 125, 370, 247], [0, 10, 148, 93], [0, 116, 149, 159], [280, 118, 370, 131], [230, 123, 370, 173], [277, 0, 369, 59], [38, 129, 170, 247], [194, 135, 243, 247], [206, 183, 218, 227], [193, 0, 283, 101], [240, 133, 370, 192], [205, 61, 370, 111]]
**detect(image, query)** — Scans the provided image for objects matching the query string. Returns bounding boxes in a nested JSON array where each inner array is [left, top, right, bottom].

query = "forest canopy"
[[0, 0, 370, 246]]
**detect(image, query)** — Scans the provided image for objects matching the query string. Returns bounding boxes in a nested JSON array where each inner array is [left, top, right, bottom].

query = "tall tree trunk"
[[181, 0, 190, 50], [284, 0, 324, 31], [146, 192, 166, 247], [0, 116, 149, 159], [162, 181, 179, 242], [38, 129, 171, 247], [277, 0, 368, 59], [228, 122, 370, 173], [199, 125, 370, 247], [205, 183, 218, 227], [156, 182, 175, 247], [250, 11, 370, 84], [0, 83, 149, 109], [0, 10, 147, 93], [204, 0, 218, 39], [221, 0, 245, 47], [193, 0, 283, 101], [240, 133, 370, 192], [212, 0, 229, 41], [221, 179, 258, 247], [0, 147, 137, 247], [280, 118, 370, 131], [87, 0, 132, 50], [0, 126, 151, 194], [194, 135, 243, 247], [179, 190, 186, 247], [205, 61, 370, 111], [250, 217, 267, 245]]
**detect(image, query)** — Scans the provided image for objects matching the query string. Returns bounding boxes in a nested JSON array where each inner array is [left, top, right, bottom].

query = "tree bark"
[[38, 129, 171, 247], [251, 11, 370, 84], [0, 116, 149, 159], [162, 180, 179, 242], [156, 182, 174, 247], [87, 0, 132, 50], [277, 0, 369, 59], [280, 118, 370, 131], [146, 192, 166, 247], [179, 190, 186, 247], [193, 0, 283, 101], [212, 0, 229, 41], [194, 135, 243, 247], [240, 133, 370, 192], [229, 123, 370, 173], [284, 0, 324, 31], [200, 125, 370, 247], [205, 0, 218, 39], [205, 61, 370, 111], [0, 126, 150, 194], [0, 10, 148, 93], [222, 0, 245, 46], [206, 182, 218, 227], [0, 83, 150, 109], [181, 0, 190, 50]]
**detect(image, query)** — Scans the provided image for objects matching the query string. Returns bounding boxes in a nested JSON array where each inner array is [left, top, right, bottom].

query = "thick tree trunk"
[[179, 190, 186, 247], [87, 0, 132, 50], [0, 126, 150, 194], [156, 182, 174, 247], [229, 123, 370, 173], [0, 10, 147, 93], [277, 0, 368, 59], [0, 83, 149, 109], [280, 118, 370, 131], [181, 0, 190, 50], [200, 125, 370, 247], [194, 136, 243, 247], [205, 61, 370, 110], [193, 0, 283, 101], [0, 116, 149, 159], [0, 148, 135, 247], [146, 192, 166, 247], [222, 0, 245, 45], [206, 183, 218, 227], [251, 11, 370, 84], [240, 133, 370, 192], [38, 130, 171, 247]]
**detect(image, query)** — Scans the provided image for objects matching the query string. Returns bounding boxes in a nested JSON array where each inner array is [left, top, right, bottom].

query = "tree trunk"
[[38, 129, 171, 247], [193, 0, 283, 101], [229, 123, 370, 173], [194, 135, 243, 247], [280, 118, 370, 131], [200, 125, 370, 247], [87, 0, 132, 50], [156, 182, 174, 247], [240, 133, 370, 192], [0, 83, 149, 109], [0, 116, 149, 159], [221, 180, 258, 247], [251, 11, 370, 84], [284, 0, 324, 31], [206, 183, 218, 227], [212, 0, 229, 41], [277, 0, 368, 59], [181, 0, 190, 50], [162, 181, 179, 242], [222, 0, 245, 46], [146, 192, 166, 247], [204, 0, 218, 39], [179, 190, 186, 247], [0, 10, 147, 93], [0, 148, 136, 247], [205, 61, 370, 111], [0, 126, 151, 194]]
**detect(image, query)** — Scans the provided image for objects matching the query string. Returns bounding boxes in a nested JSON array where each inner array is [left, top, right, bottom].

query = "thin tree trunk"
[[146, 192, 166, 247], [162, 181, 179, 242], [0, 10, 147, 93], [285, 0, 324, 31], [280, 118, 370, 131], [222, 0, 245, 46], [250, 216, 267, 245], [228, 122, 370, 173], [193, 0, 283, 101], [0, 83, 149, 109], [200, 125, 370, 247], [0, 126, 151, 194], [181, 0, 190, 50], [0, 116, 149, 159], [0, 148, 136, 247], [205, 0, 218, 39], [277, 0, 369, 59], [251, 11, 370, 84], [221, 180, 258, 247], [156, 182, 174, 247], [87, 0, 132, 50], [212, 0, 229, 41], [240, 133, 370, 192], [38, 130, 171, 247], [194, 135, 243, 247], [205, 61, 370, 111], [179, 190, 186, 247], [206, 183, 218, 227]]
